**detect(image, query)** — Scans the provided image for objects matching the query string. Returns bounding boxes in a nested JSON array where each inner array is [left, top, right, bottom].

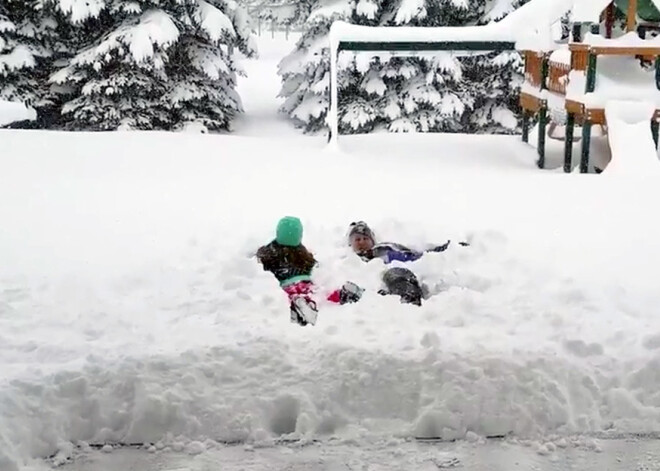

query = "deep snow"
[[2, 32, 660, 471]]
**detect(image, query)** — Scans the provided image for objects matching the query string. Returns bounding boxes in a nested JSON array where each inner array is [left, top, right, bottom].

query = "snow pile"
[[584, 32, 660, 48], [572, 0, 612, 23], [499, 0, 572, 51], [0, 101, 36, 126], [55, 0, 105, 23], [564, 55, 660, 108], [328, 21, 517, 45], [496, 0, 572, 31], [549, 48, 571, 65], [603, 99, 660, 176], [2, 129, 660, 470]]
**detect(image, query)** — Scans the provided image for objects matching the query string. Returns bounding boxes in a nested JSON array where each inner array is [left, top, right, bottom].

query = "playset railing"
[[547, 60, 570, 95]]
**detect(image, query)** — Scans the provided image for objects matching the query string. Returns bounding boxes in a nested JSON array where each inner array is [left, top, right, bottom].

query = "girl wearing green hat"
[[256, 216, 363, 326]]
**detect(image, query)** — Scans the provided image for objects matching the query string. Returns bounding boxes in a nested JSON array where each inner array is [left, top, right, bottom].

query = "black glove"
[[339, 281, 364, 304], [429, 240, 451, 252]]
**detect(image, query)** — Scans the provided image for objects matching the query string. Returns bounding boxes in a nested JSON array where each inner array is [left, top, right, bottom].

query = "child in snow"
[[347, 221, 466, 306], [256, 216, 363, 326], [348, 221, 456, 263]]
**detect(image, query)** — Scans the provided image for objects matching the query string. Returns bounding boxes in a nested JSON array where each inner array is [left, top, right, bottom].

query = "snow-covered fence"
[[248, 2, 302, 38], [327, 22, 518, 143]]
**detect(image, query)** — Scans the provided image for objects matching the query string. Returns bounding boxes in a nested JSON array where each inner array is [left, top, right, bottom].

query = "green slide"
[[615, 0, 660, 22]]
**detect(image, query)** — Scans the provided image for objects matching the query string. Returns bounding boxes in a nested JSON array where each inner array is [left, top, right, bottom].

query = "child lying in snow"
[[346, 221, 468, 306], [256, 216, 362, 326], [348, 220, 465, 263]]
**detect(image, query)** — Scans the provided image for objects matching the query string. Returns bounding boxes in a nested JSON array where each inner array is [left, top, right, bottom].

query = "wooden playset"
[[520, 0, 660, 172]]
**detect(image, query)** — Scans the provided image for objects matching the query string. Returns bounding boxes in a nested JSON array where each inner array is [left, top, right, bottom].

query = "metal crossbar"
[[338, 41, 516, 52]]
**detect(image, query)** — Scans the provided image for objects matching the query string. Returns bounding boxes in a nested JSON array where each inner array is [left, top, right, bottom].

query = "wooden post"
[[541, 56, 549, 90], [564, 113, 575, 173], [627, 0, 638, 32], [580, 122, 592, 173], [573, 23, 583, 43], [586, 53, 597, 93], [570, 44, 590, 71], [328, 39, 339, 143], [522, 110, 530, 143], [606, 2, 615, 38], [537, 106, 548, 168], [580, 51, 598, 174]]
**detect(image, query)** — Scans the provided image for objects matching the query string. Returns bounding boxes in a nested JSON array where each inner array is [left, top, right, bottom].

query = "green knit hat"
[[276, 216, 303, 246]]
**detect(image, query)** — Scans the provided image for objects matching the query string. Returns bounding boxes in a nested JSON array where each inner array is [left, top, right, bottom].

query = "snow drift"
[[2, 128, 660, 470]]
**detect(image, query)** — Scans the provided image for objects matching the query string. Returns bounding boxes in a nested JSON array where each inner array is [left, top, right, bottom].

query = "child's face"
[[350, 234, 374, 253]]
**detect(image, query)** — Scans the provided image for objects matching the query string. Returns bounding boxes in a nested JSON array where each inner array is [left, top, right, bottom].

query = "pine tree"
[[0, 1, 40, 104], [370, 0, 477, 134], [0, 0, 70, 126], [278, 0, 356, 133], [279, 0, 530, 135], [466, 0, 530, 134], [47, 0, 255, 131]]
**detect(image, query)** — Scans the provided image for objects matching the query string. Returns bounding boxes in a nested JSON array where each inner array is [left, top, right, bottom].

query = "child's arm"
[[372, 243, 423, 264]]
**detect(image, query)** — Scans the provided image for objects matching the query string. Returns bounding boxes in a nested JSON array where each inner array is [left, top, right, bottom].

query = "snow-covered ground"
[[57, 436, 660, 471], [2, 32, 660, 471]]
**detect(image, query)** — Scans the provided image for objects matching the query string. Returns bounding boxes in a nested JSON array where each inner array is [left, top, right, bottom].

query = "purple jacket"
[[360, 242, 423, 264]]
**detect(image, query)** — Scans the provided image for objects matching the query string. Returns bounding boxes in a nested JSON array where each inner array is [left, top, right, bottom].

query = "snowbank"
[[564, 55, 660, 108], [572, 0, 613, 23], [603, 100, 660, 176], [2, 129, 660, 470], [0, 101, 36, 127]]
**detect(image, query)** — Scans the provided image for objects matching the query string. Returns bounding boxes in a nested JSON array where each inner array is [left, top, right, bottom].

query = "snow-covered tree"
[[278, 0, 354, 133], [0, 0, 70, 126], [0, 1, 41, 104], [467, 0, 529, 133], [48, 0, 256, 131], [279, 0, 530, 135]]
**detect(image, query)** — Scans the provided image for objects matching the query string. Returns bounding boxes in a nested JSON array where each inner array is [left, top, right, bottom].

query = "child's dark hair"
[[256, 242, 317, 281]]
